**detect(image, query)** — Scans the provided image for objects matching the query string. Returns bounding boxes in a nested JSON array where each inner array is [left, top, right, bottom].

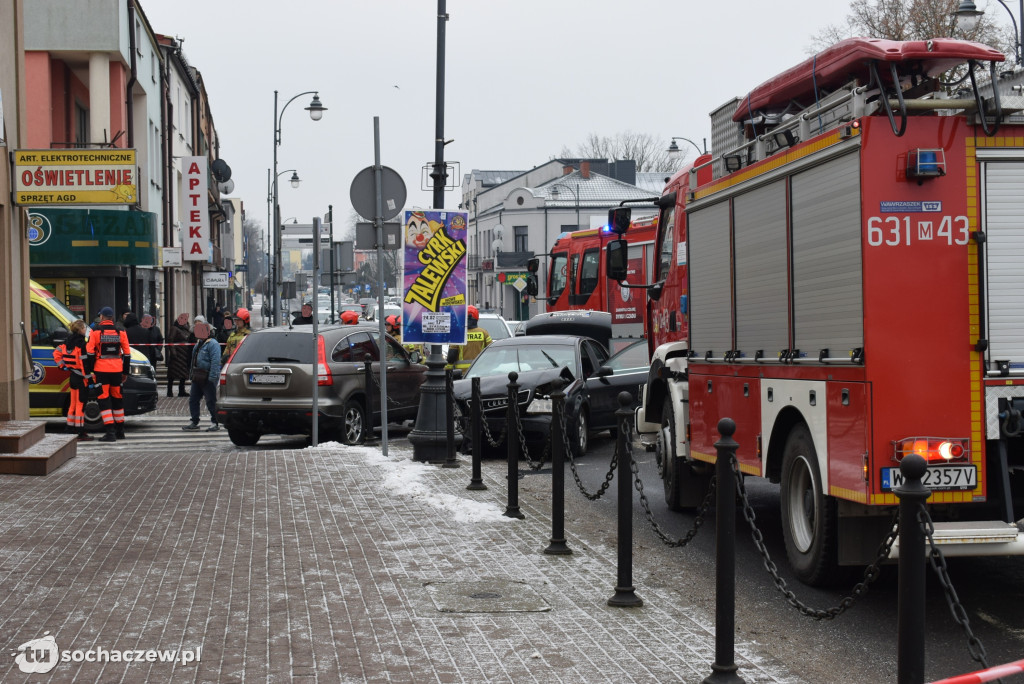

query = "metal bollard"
[[466, 377, 486, 490], [503, 372, 524, 519], [544, 378, 571, 555], [895, 453, 930, 684], [442, 368, 459, 468], [608, 392, 642, 607], [362, 355, 376, 445], [704, 417, 745, 684]]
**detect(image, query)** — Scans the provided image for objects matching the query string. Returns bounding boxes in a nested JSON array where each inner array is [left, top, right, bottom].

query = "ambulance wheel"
[[780, 424, 838, 586], [660, 397, 709, 511], [82, 399, 102, 428]]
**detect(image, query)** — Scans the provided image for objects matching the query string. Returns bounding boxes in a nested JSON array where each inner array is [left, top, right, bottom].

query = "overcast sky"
[[141, 1, 855, 235]]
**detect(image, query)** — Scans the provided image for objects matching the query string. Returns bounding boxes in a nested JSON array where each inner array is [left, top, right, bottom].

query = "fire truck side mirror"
[[608, 207, 631, 235], [525, 275, 539, 297], [606, 239, 629, 281], [526, 257, 539, 273]]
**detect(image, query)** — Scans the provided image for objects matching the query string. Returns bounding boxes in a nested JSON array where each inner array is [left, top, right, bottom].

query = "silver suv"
[[218, 323, 427, 446]]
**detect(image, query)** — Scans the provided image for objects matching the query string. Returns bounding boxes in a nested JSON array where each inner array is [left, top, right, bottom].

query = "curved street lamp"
[[271, 90, 326, 324], [550, 182, 580, 232], [666, 136, 708, 159], [954, 0, 1022, 65]]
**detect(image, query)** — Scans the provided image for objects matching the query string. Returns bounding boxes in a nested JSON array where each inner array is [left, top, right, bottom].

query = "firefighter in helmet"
[[385, 314, 401, 342], [340, 310, 360, 325], [221, 307, 251, 362], [84, 306, 131, 442], [446, 305, 492, 372]]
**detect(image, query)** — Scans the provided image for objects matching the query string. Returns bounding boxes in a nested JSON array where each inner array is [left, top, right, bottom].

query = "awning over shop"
[[28, 208, 159, 266]]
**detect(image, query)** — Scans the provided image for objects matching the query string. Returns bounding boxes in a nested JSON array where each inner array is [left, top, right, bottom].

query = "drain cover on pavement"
[[424, 579, 550, 613]]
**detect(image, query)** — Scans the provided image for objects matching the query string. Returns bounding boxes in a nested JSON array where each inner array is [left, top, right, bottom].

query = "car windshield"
[[478, 317, 510, 340], [606, 341, 650, 371], [467, 343, 575, 379], [230, 332, 316, 364]]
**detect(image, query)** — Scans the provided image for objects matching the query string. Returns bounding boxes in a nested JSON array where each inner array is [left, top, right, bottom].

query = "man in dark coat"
[[166, 313, 192, 397]]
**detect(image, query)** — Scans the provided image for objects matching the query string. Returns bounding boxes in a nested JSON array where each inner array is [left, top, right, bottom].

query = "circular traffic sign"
[[350, 166, 407, 221]]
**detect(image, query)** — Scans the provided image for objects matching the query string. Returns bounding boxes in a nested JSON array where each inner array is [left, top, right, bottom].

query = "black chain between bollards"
[[479, 406, 508, 448], [369, 366, 402, 407], [918, 504, 992, 671], [562, 400, 617, 500], [628, 429, 716, 547], [731, 454, 898, 620]]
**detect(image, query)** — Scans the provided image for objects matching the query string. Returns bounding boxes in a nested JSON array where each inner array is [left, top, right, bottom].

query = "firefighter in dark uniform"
[[85, 306, 131, 442], [446, 305, 492, 373]]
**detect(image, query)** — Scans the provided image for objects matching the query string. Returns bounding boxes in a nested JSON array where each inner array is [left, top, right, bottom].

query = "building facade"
[[461, 160, 656, 321]]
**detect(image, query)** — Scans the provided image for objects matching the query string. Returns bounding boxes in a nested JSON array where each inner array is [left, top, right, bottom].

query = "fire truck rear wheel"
[[780, 424, 838, 586]]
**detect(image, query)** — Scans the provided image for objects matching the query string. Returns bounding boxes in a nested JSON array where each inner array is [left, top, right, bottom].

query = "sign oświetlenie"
[[182, 156, 210, 261], [13, 149, 138, 206]]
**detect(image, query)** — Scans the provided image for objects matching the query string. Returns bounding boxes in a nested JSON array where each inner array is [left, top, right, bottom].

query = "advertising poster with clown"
[[402, 210, 468, 345]]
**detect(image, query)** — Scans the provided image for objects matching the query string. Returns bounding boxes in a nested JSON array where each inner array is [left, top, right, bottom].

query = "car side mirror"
[[410, 350, 422, 364], [595, 365, 613, 378], [452, 369, 464, 380]]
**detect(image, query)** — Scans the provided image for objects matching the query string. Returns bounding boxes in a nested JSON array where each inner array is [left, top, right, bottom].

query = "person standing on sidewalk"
[[53, 319, 94, 442], [183, 321, 221, 432], [166, 313, 191, 397], [84, 306, 131, 442], [140, 314, 163, 367]]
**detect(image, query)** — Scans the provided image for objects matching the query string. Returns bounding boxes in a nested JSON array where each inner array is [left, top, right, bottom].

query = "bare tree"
[[809, 0, 1013, 58], [559, 131, 686, 172]]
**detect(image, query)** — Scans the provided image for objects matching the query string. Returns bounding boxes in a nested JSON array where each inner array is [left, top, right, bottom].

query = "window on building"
[[560, 223, 578, 233], [75, 103, 88, 147], [514, 226, 528, 252]]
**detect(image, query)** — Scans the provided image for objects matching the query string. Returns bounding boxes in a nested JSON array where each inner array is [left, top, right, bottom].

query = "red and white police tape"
[[930, 659, 1024, 684]]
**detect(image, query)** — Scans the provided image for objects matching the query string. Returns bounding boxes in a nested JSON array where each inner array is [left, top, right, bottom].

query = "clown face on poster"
[[401, 210, 468, 345]]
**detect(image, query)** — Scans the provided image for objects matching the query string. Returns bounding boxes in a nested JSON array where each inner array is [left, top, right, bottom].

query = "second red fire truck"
[[612, 37, 1024, 585]]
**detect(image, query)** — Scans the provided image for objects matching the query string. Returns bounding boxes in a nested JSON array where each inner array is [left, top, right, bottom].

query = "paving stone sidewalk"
[[0, 440, 800, 683]]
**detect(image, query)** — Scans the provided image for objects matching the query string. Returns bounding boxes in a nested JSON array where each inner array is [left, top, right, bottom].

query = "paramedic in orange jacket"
[[85, 306, 131, 442], [53, 318, 94, 442]]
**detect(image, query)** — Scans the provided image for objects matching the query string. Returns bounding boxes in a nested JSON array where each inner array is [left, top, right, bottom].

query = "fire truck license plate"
[[881, 465, 977, 492], [249, 374, 285, 385]]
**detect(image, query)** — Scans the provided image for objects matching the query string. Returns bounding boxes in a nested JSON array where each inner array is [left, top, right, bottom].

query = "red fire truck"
[[616, 37, 1024, 585], [546, 216, 657, 339]]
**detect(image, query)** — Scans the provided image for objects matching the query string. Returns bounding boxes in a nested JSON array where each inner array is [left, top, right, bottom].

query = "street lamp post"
[[272, 89, 326, 326], [550, 182, 580, 232], [409, 0, 451, 463], [666, 136, 708, 159], [266, 168, 301, 326], [955, 0, 1023, 65]]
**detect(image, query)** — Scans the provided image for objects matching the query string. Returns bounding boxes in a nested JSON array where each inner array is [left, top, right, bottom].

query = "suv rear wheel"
[[343, 398, 367, 445], [228, 428, 260, 447]]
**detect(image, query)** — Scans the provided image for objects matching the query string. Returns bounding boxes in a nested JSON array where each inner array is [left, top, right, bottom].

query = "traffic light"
[[525, 257, 539, 296]]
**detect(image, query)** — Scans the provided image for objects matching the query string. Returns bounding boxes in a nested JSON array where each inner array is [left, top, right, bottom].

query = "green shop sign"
[[28, 208, 159, 266]]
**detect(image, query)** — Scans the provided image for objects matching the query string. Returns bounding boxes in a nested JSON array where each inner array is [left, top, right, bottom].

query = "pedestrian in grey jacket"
[[183, 322, 222, 432]]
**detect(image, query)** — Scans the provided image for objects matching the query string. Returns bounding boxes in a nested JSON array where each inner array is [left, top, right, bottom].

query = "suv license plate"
[[881, 465, 977, 492], [249, 373, 285, 385]]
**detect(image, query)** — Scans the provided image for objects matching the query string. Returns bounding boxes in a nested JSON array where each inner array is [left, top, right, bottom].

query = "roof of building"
[[539, 170, 656, 208]]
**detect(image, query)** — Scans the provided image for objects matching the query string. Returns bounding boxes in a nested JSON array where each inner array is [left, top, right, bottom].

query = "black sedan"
[[452, 336, 649, 460]]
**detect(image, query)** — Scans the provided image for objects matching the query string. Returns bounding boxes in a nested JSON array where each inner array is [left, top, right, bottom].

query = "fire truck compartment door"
[[980, 156, 1024, 369]]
